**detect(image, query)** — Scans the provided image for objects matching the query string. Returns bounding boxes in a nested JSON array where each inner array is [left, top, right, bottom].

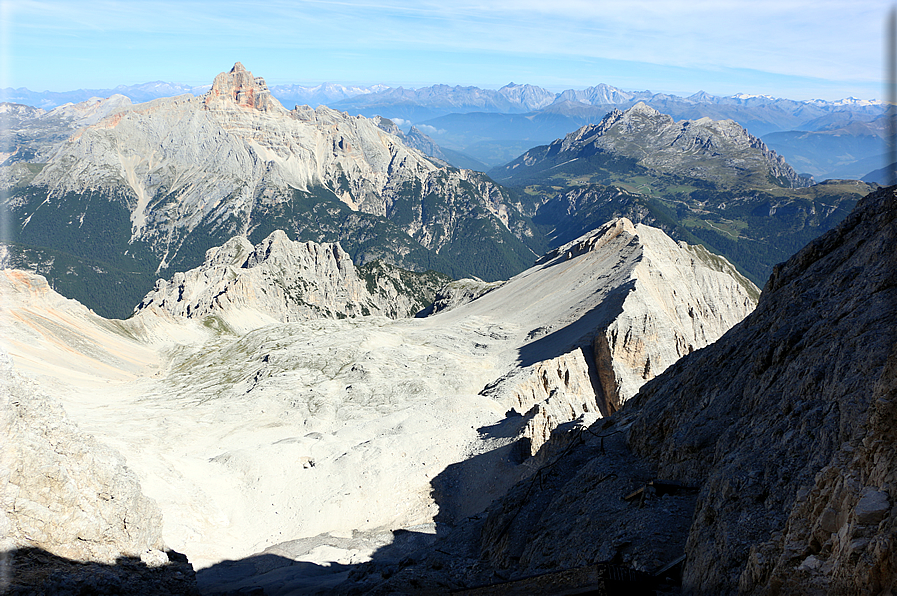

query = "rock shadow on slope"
[[0, 547, 198, 595], [515, 280, 631, 369]]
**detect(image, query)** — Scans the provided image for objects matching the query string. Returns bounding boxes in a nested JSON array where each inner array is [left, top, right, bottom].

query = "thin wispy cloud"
[[2, 0, 890, 100]]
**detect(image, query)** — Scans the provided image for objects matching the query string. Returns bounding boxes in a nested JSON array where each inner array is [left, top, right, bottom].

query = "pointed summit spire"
[[204, 62, 284, 113]]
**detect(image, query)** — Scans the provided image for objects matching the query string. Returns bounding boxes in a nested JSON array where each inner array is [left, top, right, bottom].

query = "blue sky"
[[1, 0, 890, 101]]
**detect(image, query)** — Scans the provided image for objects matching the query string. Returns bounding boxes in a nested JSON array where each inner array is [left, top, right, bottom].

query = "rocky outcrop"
[[203, 62, 284, 113], [136, 230, 450, 330], [0, 351, 165, 565], [424, 278, 503, 315], [754, 351, 897, 594]]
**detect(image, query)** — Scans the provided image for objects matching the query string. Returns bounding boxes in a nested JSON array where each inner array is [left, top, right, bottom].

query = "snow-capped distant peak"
[[833, 97, 881, 106], [732, 93, 775, 100]]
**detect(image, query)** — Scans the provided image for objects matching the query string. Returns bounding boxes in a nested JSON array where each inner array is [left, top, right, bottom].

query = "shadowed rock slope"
[[343, 185, 896, 594], [628, 184, 897, 594]]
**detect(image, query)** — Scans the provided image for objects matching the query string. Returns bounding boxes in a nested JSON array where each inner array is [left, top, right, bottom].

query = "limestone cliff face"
[[536, 218, 758, 411], [0, 352, 165, 565], [482, 348, 603, 456], [203, 62, 284, 113], [136, 230, 448, 330]]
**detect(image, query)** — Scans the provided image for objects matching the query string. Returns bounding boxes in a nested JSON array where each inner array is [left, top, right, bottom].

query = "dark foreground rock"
[[1, 547, 198, 596], [627, 184, 897, 594], [338, 186, 897, 595]]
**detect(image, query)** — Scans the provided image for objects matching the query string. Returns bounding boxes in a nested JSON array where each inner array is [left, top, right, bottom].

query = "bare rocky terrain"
[[0, 217, 755, 593]]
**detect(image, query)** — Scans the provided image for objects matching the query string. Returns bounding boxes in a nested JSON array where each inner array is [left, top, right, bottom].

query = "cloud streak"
[[4, 0, 890, 100]]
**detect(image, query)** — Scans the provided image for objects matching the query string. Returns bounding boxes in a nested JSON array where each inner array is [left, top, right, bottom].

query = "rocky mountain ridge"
[[0, 94, 134, 165], [493, 102, 809, 189]]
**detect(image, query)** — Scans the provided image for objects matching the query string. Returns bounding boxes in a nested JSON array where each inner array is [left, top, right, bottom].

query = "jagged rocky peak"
[[203, 61, 285, 112], [136, 230, 449, 331]]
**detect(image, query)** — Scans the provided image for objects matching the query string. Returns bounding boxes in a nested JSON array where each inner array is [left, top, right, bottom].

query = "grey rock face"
[[425, 278, 504, 315], [751, 352, 897, 595], [136, 230, 449, 329]]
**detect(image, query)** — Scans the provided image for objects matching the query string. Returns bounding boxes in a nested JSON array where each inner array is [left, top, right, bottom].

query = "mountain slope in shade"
[[366, 186, 896, 595], [628, 185, 897, 594]]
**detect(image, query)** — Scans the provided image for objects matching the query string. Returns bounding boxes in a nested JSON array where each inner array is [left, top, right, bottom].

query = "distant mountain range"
[[5, 79, 885, 177], [4, 80, 881, 131], [0, 81, 388, 111], [487, 103, 876, 287], [0, 64, 882, 316]]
